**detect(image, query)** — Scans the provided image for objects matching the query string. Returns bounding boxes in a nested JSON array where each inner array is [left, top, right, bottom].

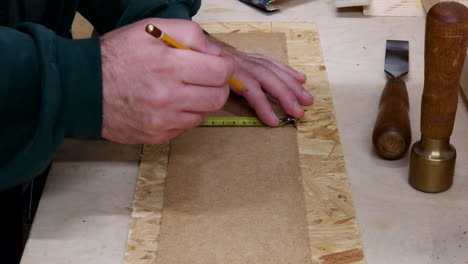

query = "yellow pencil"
[[145, 24, 245, 92]]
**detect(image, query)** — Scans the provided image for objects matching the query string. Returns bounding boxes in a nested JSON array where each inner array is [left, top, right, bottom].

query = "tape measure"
[[200, 117, 297, 127]]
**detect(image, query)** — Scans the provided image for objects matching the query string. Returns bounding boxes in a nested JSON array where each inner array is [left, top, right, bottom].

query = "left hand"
[[206, 36, 314, 126]]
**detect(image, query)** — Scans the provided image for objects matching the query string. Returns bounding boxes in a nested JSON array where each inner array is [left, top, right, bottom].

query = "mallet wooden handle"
[[373, 78, 411, 160], [421, 2, 468, 139]]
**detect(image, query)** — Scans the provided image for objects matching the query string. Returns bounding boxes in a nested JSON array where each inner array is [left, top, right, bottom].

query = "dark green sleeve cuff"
[[117, 0, 201, 27], [142, 0, 201, 20], [148, 2, 195, 20], [0, 24, 102, 190], [56, 36, 103, 138]]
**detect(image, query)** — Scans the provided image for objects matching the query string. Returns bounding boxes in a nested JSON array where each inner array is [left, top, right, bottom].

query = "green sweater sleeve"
[[0, 24, 102, 190], [0, 1, 201, 191], [78, 0, 201, 35]]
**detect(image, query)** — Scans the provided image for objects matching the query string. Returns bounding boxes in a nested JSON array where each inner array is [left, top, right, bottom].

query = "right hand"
[[100, 18, 234, 144]]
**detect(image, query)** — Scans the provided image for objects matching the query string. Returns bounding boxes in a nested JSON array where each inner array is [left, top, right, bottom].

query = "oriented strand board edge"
[[271, 22, 365, 263], [335, 0, 370, 8], [363, 0, 426, 17], [124, 143, 170, 264]]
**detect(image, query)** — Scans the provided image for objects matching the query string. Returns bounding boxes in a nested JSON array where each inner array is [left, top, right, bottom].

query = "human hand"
[[207, 36, 314, 127], [100, 18, 234, 143]]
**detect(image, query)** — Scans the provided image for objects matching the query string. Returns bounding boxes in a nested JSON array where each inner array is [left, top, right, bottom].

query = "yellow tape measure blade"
[[200, 117, 297, 127], [201, 117, 265, 127]]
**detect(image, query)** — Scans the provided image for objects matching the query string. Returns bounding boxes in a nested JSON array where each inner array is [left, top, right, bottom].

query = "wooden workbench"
[[21, 1, 468, 264]]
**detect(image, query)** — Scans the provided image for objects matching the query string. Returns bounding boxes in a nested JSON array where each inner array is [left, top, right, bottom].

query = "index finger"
[[171, 49, 235, 87]]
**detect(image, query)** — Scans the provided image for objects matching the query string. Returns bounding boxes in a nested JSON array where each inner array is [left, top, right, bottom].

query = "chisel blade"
[[385, 40, 409, 78]]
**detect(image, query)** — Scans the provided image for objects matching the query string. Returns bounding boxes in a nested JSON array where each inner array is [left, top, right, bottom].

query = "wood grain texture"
[[124, 22, 365, 264], [372, 78, 411, 160], [363, 0, 426, 16], [461, 52, 468, 103], [421, 2, 468, 139]]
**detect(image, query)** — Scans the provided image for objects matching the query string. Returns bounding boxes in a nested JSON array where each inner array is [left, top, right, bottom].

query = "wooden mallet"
[[409, 2, 468, 193]]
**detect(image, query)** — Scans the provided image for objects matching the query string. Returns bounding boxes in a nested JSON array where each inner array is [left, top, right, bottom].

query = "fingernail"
[[302, 90, 313, 99], [295, 101, 304, 113], [271, 111, 280, 126], [297, 72, 306, 79]]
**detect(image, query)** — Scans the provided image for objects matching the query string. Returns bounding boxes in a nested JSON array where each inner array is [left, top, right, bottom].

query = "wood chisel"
[[372, 40, 411, 160], [238, 0, 280, 12]]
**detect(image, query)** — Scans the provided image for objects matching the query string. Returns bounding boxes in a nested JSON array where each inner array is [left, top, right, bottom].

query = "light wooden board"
[[124, 22, 365, 264], [363, 0, 468, 16], [363, 0, 426, 16], [71, 13, 93, 39], [421, 0, 468, 11], [335, 0, 370, 8]]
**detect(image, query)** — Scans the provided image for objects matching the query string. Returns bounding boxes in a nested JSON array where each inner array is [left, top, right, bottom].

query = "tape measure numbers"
[[200, 117, 297, 127]]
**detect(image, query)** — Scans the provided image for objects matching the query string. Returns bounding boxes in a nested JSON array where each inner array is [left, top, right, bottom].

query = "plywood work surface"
[[421, 0, 468, 11], [363, 0, 468, 16], [363, 0, 426, 16], [124, 22, 364, 264]]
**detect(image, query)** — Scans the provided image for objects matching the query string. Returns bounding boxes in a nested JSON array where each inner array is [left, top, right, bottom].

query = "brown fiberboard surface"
[[213, 32, 288, 63], [154, 32, 311, 264], [157, 127, 310, 264], [124, 22, 365, 264]]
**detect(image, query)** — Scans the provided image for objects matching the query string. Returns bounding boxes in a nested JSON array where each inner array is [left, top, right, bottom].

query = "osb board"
[[421, 0, 468, 11], [124, 22, 365, 264], [363, 0, 426, 16]]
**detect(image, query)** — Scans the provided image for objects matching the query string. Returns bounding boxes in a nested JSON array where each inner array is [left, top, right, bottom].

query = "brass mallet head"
[[408, 2, 468, 193], [409, 137, 456, 193]]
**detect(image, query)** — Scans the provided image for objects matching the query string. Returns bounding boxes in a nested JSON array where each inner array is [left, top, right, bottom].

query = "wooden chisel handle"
[[373, 78, 411, 160], [421, 2, 468, 139]]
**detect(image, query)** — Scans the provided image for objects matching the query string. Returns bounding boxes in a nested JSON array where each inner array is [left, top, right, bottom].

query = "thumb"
[[147, 19, 221, 56]]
